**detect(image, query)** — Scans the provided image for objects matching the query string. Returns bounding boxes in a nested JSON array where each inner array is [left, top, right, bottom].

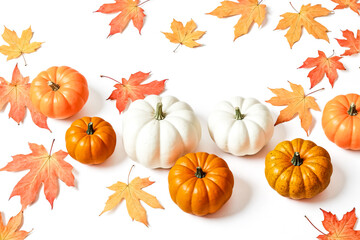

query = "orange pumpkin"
[[322, 93, 360, 150], [65, 117, 116, 165], [168, 152, 234, 216], [265, 138, 332, 199], [30, 66, 89, 119]]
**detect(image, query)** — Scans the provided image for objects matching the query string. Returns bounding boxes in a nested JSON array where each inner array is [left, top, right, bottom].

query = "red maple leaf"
[[299, 50, 346, 89], [102, 71, 167, 114], [331, 0, 360, 15], [336, 30, 360, 56]]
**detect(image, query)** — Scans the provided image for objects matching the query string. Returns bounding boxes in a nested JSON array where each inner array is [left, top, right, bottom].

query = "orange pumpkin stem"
[[47, 81, 60, 91], [235, 107, 245, 120], [154, 102, 165, 120], [347, 103, 358, 116], [291, 152, 303, 166], [86, 122, 95, 135], [195, 167, 206, 178]]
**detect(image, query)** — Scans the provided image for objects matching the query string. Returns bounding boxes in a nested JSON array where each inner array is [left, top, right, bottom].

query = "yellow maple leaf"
[[100, 167, 164, 227], [208, 0, 266, 40], [0, 26, 43, 65], [275, 4, 331, 48], [162, 19, 206, 52], [0, 211, 30, 240]]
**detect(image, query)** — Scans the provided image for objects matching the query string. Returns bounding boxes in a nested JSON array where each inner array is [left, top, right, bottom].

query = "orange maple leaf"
[[208, 0, 266, 40], [299, 51, 346, 89], [100, 166, 164, 227], [0, 64, 50, 131], [96, 0, 148, 36], [102, 71, 167, 114], [275, 4, 331, 48], [162, 19, 206, 52], [0, 140, 75, 210], [266, 81, 321, 136], [336, 30, 360, 56], [0, 211, 29, 240], [331, 0, 360, 15]]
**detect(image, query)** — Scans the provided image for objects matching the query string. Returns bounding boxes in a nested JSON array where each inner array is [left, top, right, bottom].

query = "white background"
[[0, 0, 359, 239]]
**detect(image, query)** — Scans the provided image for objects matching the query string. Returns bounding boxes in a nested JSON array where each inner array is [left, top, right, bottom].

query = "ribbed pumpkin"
[[322, 93, 360, 150], [30, 66, 89, 119], [265, 139, 332, 199], [168, 152, 234, 216], [65, 117, 116, 164]]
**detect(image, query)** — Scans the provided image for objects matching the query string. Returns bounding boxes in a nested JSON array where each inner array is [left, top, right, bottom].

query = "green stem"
[[154, 102, 165, 120], [48, 81, 60, 91], [235, 107, 245, 120], [291, 152, 303, 166], [348, 103, 358, 116], [195, 167, 206, 178], [86, 122, 94, 135]]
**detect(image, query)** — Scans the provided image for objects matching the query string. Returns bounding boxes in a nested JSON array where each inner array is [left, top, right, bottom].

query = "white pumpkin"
[[122, 95, 201, 168], [207, 97, 274, 156]]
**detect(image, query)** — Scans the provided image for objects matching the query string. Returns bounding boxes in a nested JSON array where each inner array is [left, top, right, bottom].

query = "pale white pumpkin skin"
[[208, 97, 274, 156], [122, 95, 201, 168]]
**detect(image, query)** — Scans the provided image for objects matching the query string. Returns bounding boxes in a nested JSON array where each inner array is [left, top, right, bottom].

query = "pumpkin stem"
[[235, 107, 245, 120], [86, 122, 95, 135], [348, 103, 358, 116], [154, 102, 165, 120], [48, 81, 60, 91], [195, 167, 206, 178], [291, 152, 303, 166]]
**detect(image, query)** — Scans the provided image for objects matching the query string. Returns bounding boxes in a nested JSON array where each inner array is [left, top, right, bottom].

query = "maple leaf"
[[100, 166, 164, 227], [299, 51, 346, 89], [0, 211, 29, 240], [162, 19, 206, 52], [336, 30, 360, 56], [208, 0, 266, 40], [0, 140, 75, 210], [101, 71, 167, 114], [95, 0, 148, 36], [331, 0, 360, 15], [0, 26, 42, 66], [0, 64, 50, 131], [275, 3, 331, 48], [266, 81, 321, 136]]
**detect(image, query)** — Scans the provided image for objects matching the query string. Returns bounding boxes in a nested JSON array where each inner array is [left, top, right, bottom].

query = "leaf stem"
[[328, 50, 335, 58], [128, 165, 135, 185], [49, 139, 55, 156], [305, 215, 326, 235], [100, 75, 121, 84], [138, 0, 150, 7], [289, 2, 299, 13], [173, 43, 181, 53], [21, 54, 27, 66], [305, 88, 325, 97]]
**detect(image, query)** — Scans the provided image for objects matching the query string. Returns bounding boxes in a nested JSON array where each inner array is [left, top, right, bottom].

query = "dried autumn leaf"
[[299, 51, 346, 89], [102, 71, 167, 114], [0, 211, 29, 240], [95, 0, 147, 36], [331, 0, 360, 15], [162, 19, 206, 52], [266, 81, 321, 136], [0, 64, 50, 131], [0, 26, 42, 65], [0, 140, 75, 210], [208, 0, 266, 40], [101, 167, 164, 227], [275, 4, 331, 48], [336, 30, 360, 56]]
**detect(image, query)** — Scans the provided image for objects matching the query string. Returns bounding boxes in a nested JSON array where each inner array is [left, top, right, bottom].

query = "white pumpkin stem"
[[48, 81, 60, 91], [155, 102, 166, 120], [291, 152, 303, 166], [348, 103, 358, 116], [235, 107, 245, 120]]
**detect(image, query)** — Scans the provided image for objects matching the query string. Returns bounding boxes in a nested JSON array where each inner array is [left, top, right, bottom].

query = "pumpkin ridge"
[[163, 119, 186, 155], [133, 118, 157, 162], [181, 154, 197, 170], [206, 170, 234, 187], [333, 117, 352, 145], [203, 177, 226, 198], [300, 164, 324, 191], [285, 166, 296, 197], [273, 165, 294, 192]]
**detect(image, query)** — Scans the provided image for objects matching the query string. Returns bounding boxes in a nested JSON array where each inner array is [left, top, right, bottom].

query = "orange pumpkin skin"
[[265, 139, 332, 199], [322, 94, 360, 150], [168, 152, 234, 216], [30, 66, 89, 119], [65, 117, 116, 165]]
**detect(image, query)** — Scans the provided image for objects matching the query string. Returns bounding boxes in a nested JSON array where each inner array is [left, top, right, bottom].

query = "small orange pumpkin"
[[322, 93, 360, 150], [65, 117, 116, 165], [30, 66, 89, 119], [168, 152, 234, 216], [265, 138, 332, 199]]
